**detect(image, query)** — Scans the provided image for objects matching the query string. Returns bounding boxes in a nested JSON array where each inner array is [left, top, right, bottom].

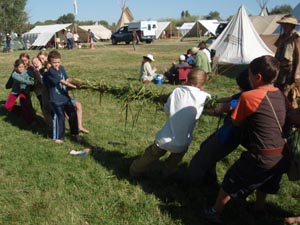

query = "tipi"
[[209, 5, 274, 64], [115, 1, 134, 30]]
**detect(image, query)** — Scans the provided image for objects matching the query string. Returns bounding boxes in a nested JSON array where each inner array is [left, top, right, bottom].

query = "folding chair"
[[178, 66, 192, 83]]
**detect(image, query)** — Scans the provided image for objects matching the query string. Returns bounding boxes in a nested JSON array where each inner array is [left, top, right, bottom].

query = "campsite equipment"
[[70, 148, 91, 156], [155, 75, 163, 85]]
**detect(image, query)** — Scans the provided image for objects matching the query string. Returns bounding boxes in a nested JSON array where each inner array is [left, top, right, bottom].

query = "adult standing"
[[191, 47, 211, 73], [88, 29, 95, 49], [73, 31, 79, 48], [198, 41, 212, 65], [274, 15, 300, 102], [5, 33, 11, 52], [66, 29, 73, 49]]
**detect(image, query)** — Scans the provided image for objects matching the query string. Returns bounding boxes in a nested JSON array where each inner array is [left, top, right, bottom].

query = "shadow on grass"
[[0, 105, 52, 138], [79, 139, 291, 225]]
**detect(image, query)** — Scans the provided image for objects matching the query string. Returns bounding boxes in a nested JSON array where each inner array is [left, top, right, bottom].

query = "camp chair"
[[178, 66, 192, 83]]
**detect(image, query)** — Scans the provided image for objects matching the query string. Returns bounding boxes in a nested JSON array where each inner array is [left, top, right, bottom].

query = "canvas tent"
[[183, 20, 220, 38], [115, 6, 134, 30], [209, 5, 273, 64], [178, 22, 195, 37], [23, 23, 72, 49], [79, 25, 111, 40], [250, 14, 284, 35], [155, 21, 179, 39]]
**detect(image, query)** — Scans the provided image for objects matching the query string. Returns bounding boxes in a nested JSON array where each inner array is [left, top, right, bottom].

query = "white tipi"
[[115, 0, 134, 30], [209, 5, 274, 64]]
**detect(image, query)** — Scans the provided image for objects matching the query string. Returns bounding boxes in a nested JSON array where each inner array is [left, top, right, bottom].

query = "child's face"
[[49, 58, 61, 70], [38, 55, 47, 64], [21, 57, 30, 67], [15, 63, 25, 74], [32, 58, 42, 69]]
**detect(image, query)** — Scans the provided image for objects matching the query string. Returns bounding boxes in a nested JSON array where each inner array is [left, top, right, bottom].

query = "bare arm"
[[60, 79, 77, 89]]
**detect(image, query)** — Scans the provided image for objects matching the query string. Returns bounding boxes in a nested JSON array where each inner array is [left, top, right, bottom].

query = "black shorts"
[[222, 153, 284, 199]]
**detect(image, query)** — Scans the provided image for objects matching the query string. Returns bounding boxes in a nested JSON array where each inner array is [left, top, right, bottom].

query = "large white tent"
[[23, 24, 72, 49], [209, 5, 273, 64], [183, 20, 220, 38], [79, 25, 111, 40], [155, 21, 170, 39], [178, 22, 195, 37]]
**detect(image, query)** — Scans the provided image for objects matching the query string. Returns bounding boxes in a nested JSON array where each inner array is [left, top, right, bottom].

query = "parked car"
[[111, 21, 157, 45]]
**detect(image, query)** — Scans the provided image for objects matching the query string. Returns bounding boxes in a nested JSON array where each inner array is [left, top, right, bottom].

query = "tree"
[[269, 4, 292, 14], [204, 11, 222, 20], [56, 13, 75, 24], [0, 0, 28, 34], [185, 10, 190, 18]]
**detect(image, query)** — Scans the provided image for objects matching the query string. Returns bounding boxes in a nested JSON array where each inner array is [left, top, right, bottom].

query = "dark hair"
[[249, 55, 280, 83], [14, 59, 25, 67], [198, 41, 207, 49], [48, 50, 61, 62], [19, 52, 30, 60], [236, 69, 252, 91]]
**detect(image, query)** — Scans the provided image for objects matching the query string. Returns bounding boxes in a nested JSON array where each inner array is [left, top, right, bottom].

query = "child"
[[37, 50, 51, 71], [201, 55, 288, 224], [43, 50, 81, 143], [31, 57, 52, 127], [130, 68, 211, 177], [5, 59, 35, 125], [186, 69, 252, 186]]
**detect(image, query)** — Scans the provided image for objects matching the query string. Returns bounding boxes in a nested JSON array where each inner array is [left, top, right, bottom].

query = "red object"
[[178, 66, 192, 82]]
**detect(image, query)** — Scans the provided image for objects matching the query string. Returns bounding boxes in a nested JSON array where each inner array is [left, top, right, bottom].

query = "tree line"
[[0, 0, 294, 35]]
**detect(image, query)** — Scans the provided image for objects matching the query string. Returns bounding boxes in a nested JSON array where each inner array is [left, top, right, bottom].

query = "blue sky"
[[26, 0, 299, 24]]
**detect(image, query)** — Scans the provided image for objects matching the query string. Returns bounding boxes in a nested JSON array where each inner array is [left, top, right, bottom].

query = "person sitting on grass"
[[139, 54, 157, 84], [43, 50, 81, 144], [130, 68, 211, 177], [5, 59, 35, 125], [164, 54, 190, 85], [201, 55, 289, 224]]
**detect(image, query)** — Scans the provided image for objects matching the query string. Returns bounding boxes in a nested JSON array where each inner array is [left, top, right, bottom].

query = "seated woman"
[[139, 54, 157, 84]]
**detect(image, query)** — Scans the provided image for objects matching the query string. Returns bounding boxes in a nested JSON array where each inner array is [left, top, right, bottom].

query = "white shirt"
[[202, 48, 211, 63], [155, 86, 210, 153], [140, 61, 155, 81]]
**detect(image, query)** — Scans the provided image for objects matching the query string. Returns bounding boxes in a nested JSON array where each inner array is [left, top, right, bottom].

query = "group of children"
[[132, 55, 297, 224], [4, 50, 89, 143]]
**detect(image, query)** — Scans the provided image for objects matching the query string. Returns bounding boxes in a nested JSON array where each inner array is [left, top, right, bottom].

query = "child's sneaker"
[[200, 207, 222, 224]]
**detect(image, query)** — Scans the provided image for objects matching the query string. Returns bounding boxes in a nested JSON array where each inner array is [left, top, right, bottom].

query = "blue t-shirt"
[[216, 92, 241, 145], [43, 65, 70, 104]]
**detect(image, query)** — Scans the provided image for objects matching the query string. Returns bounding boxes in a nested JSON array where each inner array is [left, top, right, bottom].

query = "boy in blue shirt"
[[43, 50, 81, 143]]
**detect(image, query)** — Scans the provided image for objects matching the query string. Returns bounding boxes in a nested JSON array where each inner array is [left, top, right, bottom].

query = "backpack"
[[210, 49, 216, 61]]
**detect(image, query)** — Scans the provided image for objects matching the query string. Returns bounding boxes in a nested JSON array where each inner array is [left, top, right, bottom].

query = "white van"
[[127, 21, 157, 43]]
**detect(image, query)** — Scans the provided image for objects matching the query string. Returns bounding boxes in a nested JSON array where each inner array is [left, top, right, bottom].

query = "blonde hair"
[[186, 68, 207, 88]]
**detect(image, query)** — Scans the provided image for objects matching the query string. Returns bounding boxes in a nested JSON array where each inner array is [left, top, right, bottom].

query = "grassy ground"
[[0, 39, 299, 225]]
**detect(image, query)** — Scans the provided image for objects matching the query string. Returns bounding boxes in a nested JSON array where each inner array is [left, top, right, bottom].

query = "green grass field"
[[0, 40, 299, 225]]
